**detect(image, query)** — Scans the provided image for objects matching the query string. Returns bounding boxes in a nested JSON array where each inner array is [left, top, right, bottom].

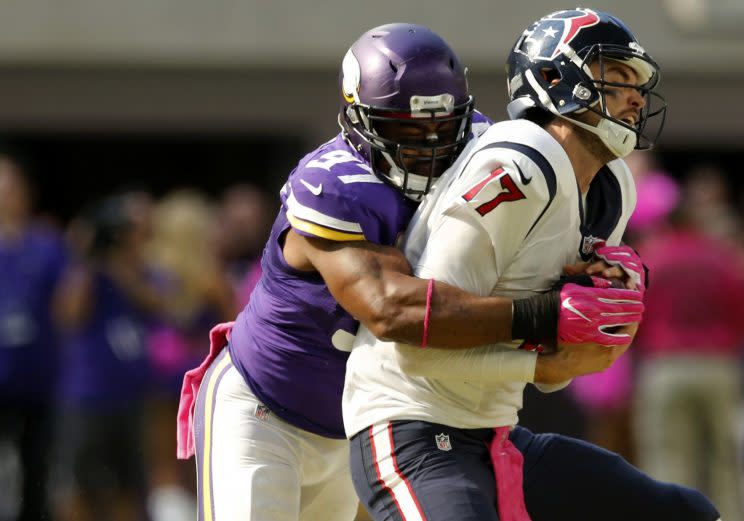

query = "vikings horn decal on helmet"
[[338, 23, 474, 201], [506, 8, 667, 157]]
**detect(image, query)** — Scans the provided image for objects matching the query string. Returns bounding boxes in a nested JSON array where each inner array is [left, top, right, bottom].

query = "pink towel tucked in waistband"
[[176, 322, 234, 460], [490, 426, 532, 521]]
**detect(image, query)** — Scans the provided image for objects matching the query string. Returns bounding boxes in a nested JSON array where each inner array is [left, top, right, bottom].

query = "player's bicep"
[[300, 235, 413, 321]]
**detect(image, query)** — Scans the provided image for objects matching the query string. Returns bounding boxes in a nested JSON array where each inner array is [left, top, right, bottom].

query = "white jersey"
[[343, 119, 636, 437]]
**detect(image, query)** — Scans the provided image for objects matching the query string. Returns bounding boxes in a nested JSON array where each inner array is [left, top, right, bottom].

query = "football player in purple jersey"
[[186, 22, 643, 521]]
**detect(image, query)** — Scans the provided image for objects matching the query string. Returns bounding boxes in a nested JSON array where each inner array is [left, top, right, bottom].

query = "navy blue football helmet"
[[506, 8, 667, 157], [339, 23, 474, 200]]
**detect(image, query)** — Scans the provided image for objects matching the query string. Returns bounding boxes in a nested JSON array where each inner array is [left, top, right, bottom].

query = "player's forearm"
[[303, 234, 514, 348], [532, 338, 632, 384], [365, 272, 514, 348]]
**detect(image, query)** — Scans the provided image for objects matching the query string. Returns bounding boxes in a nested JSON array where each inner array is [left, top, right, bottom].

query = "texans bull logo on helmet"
[[522, 8, 601, 61]]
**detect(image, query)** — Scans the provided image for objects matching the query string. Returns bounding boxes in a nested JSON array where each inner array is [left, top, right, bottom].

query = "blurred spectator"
[[683, 164, 742, 243], [569, 355, 635, 459], [632, 177, 744, 521], [52, 193, 163, 521], [146, 189, 235, 342], [627, 167, 682, 238], [624, 149, 662, 185], [570, 159, 682, 462], [0, 153, 66, 521], [144, 189, 236, 521], [215, 183, 273, 305]]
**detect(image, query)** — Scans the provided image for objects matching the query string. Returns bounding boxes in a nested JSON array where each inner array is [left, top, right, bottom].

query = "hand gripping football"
[[593, 244, 646, 295], [558, 282, 644, 347]]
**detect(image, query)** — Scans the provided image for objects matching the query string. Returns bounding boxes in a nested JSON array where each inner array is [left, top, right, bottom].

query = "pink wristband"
[[422, 279, 435, 348]]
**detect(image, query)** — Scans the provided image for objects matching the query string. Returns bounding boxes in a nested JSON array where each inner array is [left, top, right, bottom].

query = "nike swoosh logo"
[[515, 163, 531, 185], [562, 297, 590, 322], [300, 179, 323, 196]]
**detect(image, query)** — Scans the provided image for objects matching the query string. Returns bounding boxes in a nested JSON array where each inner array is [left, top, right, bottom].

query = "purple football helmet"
[[338, 23, 474, 200], [506, 8, 667, 157]]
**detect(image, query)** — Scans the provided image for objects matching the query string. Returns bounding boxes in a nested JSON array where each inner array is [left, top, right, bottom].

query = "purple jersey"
[[229, 134, 415, 438], [230, 112, 493, 438], [0, 227, 66, 400], [58, 271, 152, 410]]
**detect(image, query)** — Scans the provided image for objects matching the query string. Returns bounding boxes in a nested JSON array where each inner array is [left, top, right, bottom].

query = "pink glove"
[[558, 281, 644, 347], [593, 244, 646, 294]]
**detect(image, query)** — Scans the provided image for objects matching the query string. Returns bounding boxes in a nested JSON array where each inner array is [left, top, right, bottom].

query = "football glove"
[[512, 275, 644, 347]]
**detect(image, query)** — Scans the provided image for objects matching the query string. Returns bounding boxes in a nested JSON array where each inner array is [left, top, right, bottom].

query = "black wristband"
[[511, 290, 559, 342]]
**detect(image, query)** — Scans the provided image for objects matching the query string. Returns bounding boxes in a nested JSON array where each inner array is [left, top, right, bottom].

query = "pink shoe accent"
[[176, 322, 234, 460], [490, 427, 532, 521]]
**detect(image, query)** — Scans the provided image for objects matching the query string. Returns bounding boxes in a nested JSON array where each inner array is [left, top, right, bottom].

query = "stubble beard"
[[571, 114, 618, 165]]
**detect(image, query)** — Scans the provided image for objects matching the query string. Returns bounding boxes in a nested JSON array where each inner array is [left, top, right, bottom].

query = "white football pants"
[[194, 349, 358, 521]]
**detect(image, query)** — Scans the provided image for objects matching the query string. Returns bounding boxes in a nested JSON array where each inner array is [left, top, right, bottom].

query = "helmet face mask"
[[506, 8, 667, 157], [339, 24, 474, 200], [344, 99, 473, 198], [572, 44, 667, 151]]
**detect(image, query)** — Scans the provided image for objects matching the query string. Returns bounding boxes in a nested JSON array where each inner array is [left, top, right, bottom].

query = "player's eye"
[[600, 87, 622, 98]]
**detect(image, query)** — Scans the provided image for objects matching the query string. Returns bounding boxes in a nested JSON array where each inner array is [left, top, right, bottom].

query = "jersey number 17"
[[461, 167, 526, 216]]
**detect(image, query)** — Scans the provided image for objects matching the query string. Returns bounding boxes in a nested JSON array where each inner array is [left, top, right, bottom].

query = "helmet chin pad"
[[563, 113, 637, 158], [385, 165, 437, 201], [374, 142, 457, 200]]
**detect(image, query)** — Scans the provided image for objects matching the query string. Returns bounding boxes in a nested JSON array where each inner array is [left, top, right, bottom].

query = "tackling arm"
[[286, 226, 641, 386], [284, 228, 513, 348]]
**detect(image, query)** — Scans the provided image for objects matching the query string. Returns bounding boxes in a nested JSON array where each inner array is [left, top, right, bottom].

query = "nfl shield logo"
[[435, 433, 452, 451], [254, 404, 271, 421], [581, 234, 603, 257]]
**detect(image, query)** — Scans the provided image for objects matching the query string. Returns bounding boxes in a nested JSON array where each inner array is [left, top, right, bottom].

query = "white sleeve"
[[415, 160, 550, 293], [415, 203, 499, 296], [393, 179, 538, 384], [394, 342, 537, 382]]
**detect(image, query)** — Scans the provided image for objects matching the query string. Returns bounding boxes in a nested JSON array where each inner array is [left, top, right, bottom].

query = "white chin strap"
[[380, 151, 435, 201], [561, 114, 637, 158]]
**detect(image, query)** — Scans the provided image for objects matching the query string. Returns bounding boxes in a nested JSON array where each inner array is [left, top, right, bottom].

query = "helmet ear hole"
[[541, 68, 561, 84]]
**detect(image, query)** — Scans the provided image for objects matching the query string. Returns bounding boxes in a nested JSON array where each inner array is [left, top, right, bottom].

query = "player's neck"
[[545, 119, 610, 194]]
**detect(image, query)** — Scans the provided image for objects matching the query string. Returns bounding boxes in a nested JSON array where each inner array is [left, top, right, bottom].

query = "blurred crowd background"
[[0, 1, 743, 520]]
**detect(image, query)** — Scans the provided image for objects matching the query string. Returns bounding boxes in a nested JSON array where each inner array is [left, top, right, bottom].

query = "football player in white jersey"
[[344, 8, 722, 521]]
